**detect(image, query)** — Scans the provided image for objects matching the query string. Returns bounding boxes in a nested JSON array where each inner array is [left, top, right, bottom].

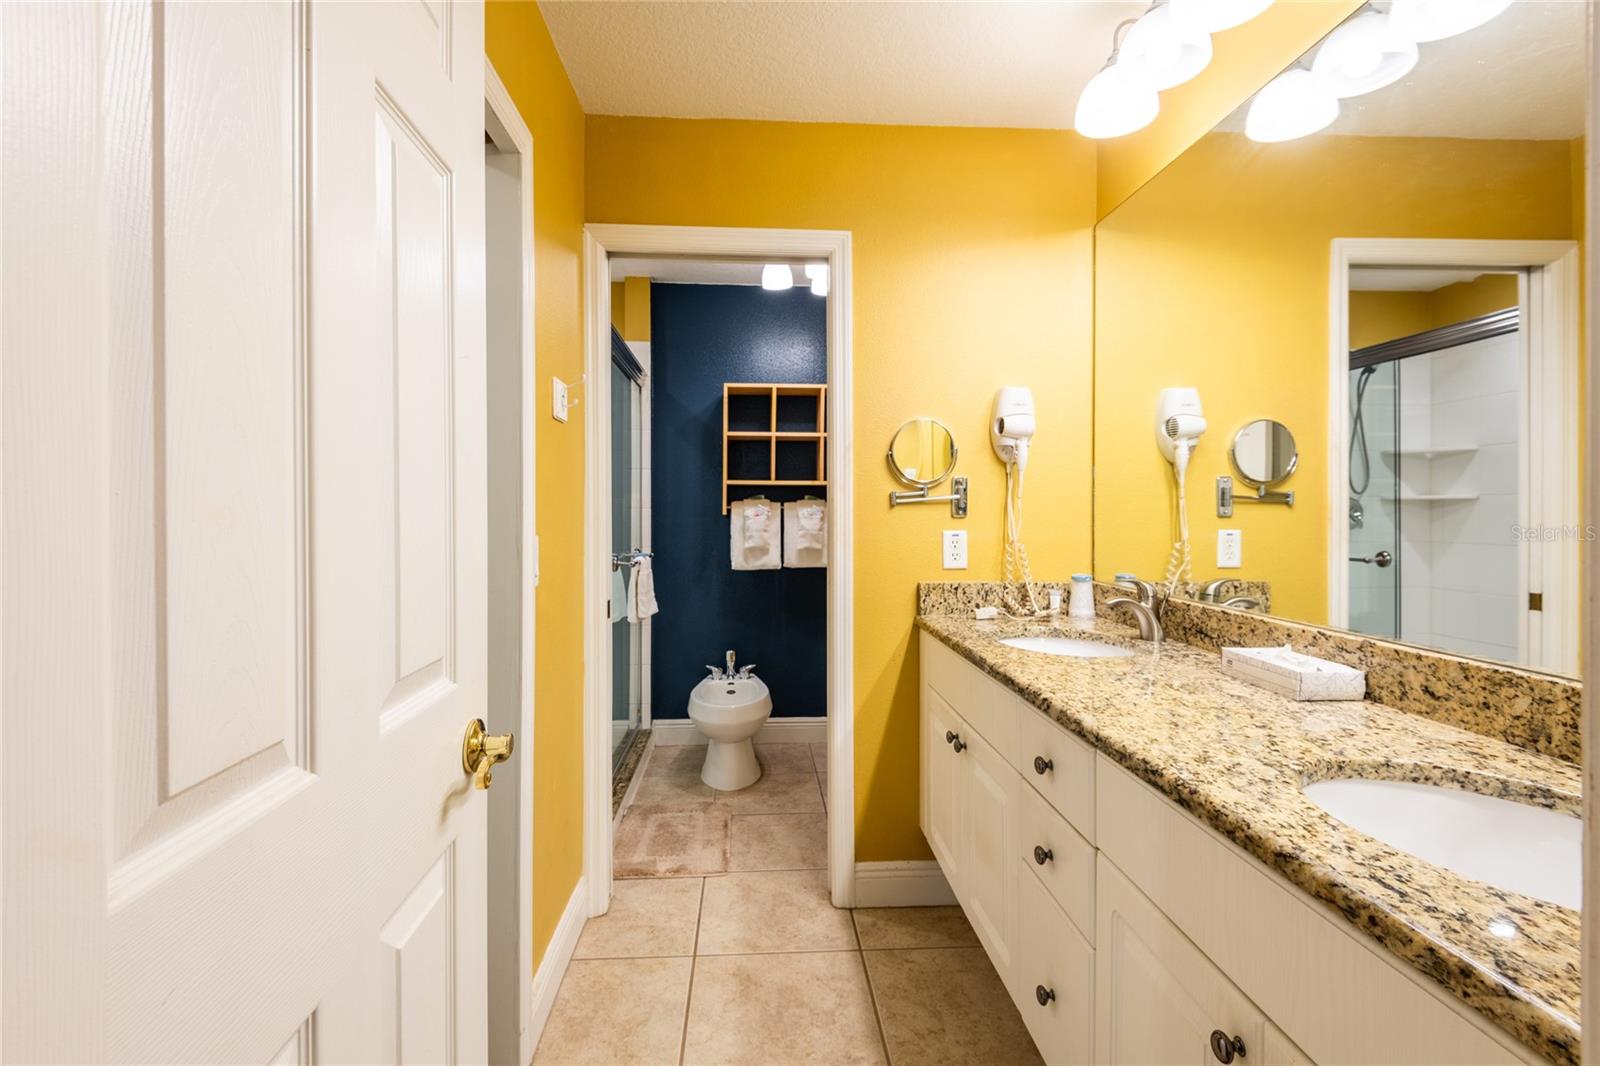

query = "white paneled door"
[[2, 2, 489, 1062]]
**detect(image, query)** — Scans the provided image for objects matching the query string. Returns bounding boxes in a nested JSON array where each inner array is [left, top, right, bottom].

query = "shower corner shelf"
[[722, 382, 827, 514], [1380, 446, 1478, 461], [1379, 492, 1481, 502]]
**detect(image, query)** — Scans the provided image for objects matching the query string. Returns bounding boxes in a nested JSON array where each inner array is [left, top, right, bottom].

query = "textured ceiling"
[[540, 0, 1143, 130], [1217, 0, 1585, 139]]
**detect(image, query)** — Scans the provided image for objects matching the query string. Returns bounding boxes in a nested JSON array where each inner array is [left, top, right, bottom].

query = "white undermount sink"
[[1302, 778, 1581, 910], [998, 635, 1135, 659]]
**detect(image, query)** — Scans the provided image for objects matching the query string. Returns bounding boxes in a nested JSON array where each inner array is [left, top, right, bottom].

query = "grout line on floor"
[[857, 947, 897, 1066], [678, 878, 708, 1066], [693, 944, 863, 958]]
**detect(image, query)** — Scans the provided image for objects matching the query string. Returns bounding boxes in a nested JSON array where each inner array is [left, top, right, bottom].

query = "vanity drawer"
[[1013, 704, 1096, 843], [1017, 776, 1095, 944], [1014, 856, 1095, 1066]]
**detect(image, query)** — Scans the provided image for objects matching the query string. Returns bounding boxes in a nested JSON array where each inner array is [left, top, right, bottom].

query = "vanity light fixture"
[[804, 263, 829, 297], [760, 263, 794, 291], [1311, 9, 1417, 98], [1387, 0, 1513, 44], [1118, 3, 1213, 91], [1075, 59, 1161, 139], [1245, 67, 1339, 143], [1168, 0, 1273, 34]]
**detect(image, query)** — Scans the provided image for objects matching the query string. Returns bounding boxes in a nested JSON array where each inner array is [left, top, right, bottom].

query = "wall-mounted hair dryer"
[[1156, 388, 1206, 595], [991, 386, 1036, 472], [1155, 387, 1207, 469]]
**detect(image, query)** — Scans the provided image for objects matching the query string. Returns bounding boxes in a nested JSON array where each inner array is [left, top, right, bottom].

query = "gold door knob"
[[462, 718, 514, 790]]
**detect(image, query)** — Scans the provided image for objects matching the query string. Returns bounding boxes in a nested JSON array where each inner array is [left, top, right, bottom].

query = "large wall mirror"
[[1092, 1, 1586, 678]]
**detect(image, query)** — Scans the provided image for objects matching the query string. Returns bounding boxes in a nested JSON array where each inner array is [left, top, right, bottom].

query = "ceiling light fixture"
[[1244, 67, 1339, 143], [1118, 4, 1213, 90], [1168, 0, 1273, 34], [1310, 9, 1417, 98], [805, 263, 829, 297], [1387, 0, 1513, 43], [1074, 60, 1160, 139], [761, 264, 794, 291]]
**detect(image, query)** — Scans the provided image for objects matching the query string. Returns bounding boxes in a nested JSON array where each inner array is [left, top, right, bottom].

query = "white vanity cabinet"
[[919, 631, 1544, 1066]]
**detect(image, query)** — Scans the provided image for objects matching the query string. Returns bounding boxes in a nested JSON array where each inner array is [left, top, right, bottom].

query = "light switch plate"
[[552, 378, 570, 423], [1217, 529, 1242, 569], [942, 529, 968, 570]]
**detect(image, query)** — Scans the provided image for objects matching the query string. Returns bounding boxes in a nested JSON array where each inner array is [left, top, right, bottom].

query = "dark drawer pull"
[[1209, 1030, 1246, 1064], [1035, 985, 1055, 1006], [1033, 845, 1053, 865], [952, 737, 967, 753], [945, 730, 957, 745], [1033, 755, 1053, 775]]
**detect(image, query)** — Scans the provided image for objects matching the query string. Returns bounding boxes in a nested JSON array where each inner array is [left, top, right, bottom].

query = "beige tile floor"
[[535, 744, 1042, 1066]]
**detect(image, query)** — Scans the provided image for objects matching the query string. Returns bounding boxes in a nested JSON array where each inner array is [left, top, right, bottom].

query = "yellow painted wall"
[[1094, 0, 1361, 219], [587, 116, 1098, 861], [484, 0, 587, 968], [1349, 273, 1520, 349], [608, 276, 652, 341], [1094, 133, 1577, 623]]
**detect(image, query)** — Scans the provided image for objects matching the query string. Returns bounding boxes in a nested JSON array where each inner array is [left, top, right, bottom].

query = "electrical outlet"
[[1217, 529, 1242, 569], [552, 377, 570, 422], [942, 529, 968, 570]]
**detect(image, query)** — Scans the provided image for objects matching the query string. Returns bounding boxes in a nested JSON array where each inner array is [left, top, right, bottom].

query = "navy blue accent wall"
[[650, 283, 827, 719]]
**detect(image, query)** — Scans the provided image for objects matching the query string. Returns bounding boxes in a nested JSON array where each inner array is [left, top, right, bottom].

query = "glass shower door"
[[611, 359, 644, 770], [1346, 361, 1400, 638]]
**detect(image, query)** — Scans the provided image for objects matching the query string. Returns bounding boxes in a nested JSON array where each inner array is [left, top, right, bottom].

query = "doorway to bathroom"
[[1329, 239, 1581, 676], [580, 226, 855, 924]]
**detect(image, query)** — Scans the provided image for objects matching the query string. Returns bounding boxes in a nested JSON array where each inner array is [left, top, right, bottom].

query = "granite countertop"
[[916, 611, 1581, 1066]]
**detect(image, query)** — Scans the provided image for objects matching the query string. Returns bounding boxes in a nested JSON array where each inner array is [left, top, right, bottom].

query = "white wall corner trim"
[[528, 876, 588, 1055], [853, 861, 957, 908]]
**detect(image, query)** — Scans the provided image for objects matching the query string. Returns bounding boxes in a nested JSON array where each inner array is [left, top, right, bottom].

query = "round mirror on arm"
[[887, 418, 958, 489], [1230, 419, 1298, 487]]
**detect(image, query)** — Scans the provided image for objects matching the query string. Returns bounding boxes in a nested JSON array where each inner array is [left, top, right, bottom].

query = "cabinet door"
[[1095, 855, 1267, 1066], [960, 727, 1018, 978], [1015, 861, 1095, 1065], [921, 681, 964, 892]]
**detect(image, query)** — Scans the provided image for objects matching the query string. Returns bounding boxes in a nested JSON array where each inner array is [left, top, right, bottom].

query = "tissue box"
[[1221, 645, 1365, 701]]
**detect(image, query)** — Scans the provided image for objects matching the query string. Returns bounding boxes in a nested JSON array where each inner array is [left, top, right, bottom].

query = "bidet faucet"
[[726, 649, 737, 675], [1106, 597, 1165, 643]]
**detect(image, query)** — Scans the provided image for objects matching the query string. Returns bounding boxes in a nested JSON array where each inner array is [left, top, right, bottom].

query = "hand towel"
[[627, 558, 660, 622], [783, 499, 828, 568], [731, 500, 781, 570]]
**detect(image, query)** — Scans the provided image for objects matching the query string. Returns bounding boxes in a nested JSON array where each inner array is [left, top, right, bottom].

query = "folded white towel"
[[731, 500, 781, 570], [783, 499, 827, 568], [627, 558, 659, 622]]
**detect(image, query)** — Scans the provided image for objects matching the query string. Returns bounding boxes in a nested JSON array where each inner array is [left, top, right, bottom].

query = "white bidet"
[[688, 674, 773, 790]]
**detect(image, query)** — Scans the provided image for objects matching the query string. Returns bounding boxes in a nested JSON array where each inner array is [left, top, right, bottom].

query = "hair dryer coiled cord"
[[1164, 439, 1194, 599], [1002, 461, 1046, 617]]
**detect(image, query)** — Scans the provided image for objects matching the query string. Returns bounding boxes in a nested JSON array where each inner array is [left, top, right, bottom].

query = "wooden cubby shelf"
[[721, 382, 827, 513]]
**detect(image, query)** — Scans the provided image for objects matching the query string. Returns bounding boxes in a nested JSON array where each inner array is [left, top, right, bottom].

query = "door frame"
[[484, 59, 538, 1066], [1327, 238, 1580, 673], [581, 224, 856, 913]]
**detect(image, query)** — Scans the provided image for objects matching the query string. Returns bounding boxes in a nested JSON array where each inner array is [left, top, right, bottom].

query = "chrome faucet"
[[1115, 576, 1159, 608], [1198, 578, 1235, 603], [1106, 597, 1164, 643], [725, 649, 737, 676]]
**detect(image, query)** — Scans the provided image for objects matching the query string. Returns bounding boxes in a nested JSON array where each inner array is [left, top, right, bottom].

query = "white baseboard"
[[853, 861, 957, 908], [651, 716, 827, 746], [528, 876, 587, 1057]]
